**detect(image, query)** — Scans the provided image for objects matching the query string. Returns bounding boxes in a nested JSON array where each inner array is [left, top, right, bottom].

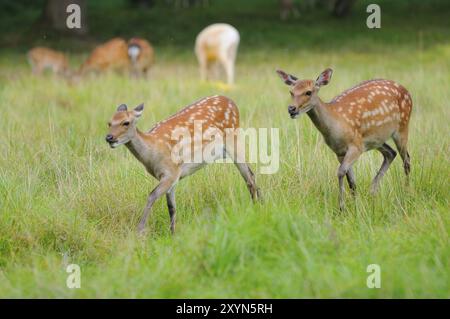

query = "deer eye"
[[108, 122, 111, 127], [305, 91, 312, 96], [290, 91, 294, 98], [122, 121, 130, 126]]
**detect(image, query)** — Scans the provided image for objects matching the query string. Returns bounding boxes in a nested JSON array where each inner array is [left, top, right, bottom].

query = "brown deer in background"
[[77, 38, 130, 76], [127, 37, 155, 78], [27, 47, 71, 77], [277, 68, 412, 210]]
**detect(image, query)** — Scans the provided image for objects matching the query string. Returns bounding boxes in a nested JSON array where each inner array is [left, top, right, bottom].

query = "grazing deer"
[[27, 47, 70, 76], [105, 95, 260, 234], [127, 37, 155, 78], [195, 23, 240, 85], [78, 38, 130, 76], [277, 68, 412, 210]]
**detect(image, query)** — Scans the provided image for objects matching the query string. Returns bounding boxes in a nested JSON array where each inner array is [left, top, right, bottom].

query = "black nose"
[[288, 105, 296, 113], [105, 134, 114, 142]]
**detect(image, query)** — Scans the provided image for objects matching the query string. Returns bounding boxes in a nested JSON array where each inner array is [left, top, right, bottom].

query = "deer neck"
[[306, 97, 336, 138], [125, 128, 157, 166]]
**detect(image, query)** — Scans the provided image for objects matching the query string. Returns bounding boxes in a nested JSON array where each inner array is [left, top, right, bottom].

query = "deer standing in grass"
[[106, 95, 260, 234], [127, 37, 155, 78], [27, 47, 70, 76], [277, 68, 412, 210], [195, 23, 240, 85]]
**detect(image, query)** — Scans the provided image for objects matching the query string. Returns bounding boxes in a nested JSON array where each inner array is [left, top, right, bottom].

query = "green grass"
[[0, 0, 449, 298]]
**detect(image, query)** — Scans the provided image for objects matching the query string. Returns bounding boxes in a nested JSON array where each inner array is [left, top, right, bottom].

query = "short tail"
[[128, 44, 141, 64]]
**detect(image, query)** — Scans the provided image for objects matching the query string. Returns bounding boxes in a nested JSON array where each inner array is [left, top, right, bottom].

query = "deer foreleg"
[[346, 166, 357, 195], [338, 146, 361, 211], [338, 155, 357, 195], [137, 177, 177, 234], [166, 188, 176, 234]]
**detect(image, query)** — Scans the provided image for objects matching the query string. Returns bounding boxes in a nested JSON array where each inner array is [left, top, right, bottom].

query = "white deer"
[[195, 23, 240, 85]]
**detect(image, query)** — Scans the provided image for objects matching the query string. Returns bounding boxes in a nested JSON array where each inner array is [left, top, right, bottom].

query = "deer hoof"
[[137, 224, 147, 236]]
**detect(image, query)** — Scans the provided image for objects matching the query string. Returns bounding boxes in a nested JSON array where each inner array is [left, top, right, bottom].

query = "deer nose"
[[105, 134, 114, 142], [288, 105, 296, 113]]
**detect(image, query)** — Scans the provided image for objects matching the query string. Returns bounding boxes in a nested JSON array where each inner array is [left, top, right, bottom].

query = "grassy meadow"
[[0, 0, 449, 298]]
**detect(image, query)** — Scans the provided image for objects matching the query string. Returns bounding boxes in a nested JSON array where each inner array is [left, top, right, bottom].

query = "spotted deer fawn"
[[106, 95, 260, 234], [78, 38, 130, 76], [27, 47, 70, 76], [127, 37, 155, 78], [195, 23, 240, 85], [277, 68, 412, 210]]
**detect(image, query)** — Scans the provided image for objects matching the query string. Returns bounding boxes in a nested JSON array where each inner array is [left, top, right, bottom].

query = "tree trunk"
[[332, 0, 356, 18], [129, 0, 155, 8], [43, 0, 88, 35]]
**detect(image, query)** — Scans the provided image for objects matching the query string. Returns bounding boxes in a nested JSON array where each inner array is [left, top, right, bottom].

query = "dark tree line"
[[33, 0, 357, 36]]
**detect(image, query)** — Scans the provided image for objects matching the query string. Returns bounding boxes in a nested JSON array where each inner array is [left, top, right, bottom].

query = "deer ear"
[[133, 103, 144, 118], [276, 69, 298, 86], [315, 68, 333, 87], [117, 104, 128, 112]]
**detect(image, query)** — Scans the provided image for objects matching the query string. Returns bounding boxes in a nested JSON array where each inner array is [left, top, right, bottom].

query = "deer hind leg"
[[338, 146, 362, 211], [224, 142, 261, 202], [370, 143, 397, 194], [392, 129, 411, 177], [220, 58, 234, 85], [166, 188, 176, 234]]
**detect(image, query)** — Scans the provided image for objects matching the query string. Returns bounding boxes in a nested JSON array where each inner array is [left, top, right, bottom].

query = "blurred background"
[[1, 0, 449, 53]]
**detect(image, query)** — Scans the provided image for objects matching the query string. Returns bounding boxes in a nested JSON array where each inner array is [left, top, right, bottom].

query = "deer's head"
[[106, 103, 144, 148], [276, 68, 333, 118]]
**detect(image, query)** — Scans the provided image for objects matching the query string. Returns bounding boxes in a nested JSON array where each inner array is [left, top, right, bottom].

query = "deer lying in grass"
[[277, 68, 412, 210], [127, 37, 155, 78], [106, 95, 260, 234], [27, 47, 70, 77], [195, 23, 240, 85]]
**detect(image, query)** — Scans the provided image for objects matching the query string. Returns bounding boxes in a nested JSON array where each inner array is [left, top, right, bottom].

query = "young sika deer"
[[106, 96, 260, 234], [277, 69, 412, 210]]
